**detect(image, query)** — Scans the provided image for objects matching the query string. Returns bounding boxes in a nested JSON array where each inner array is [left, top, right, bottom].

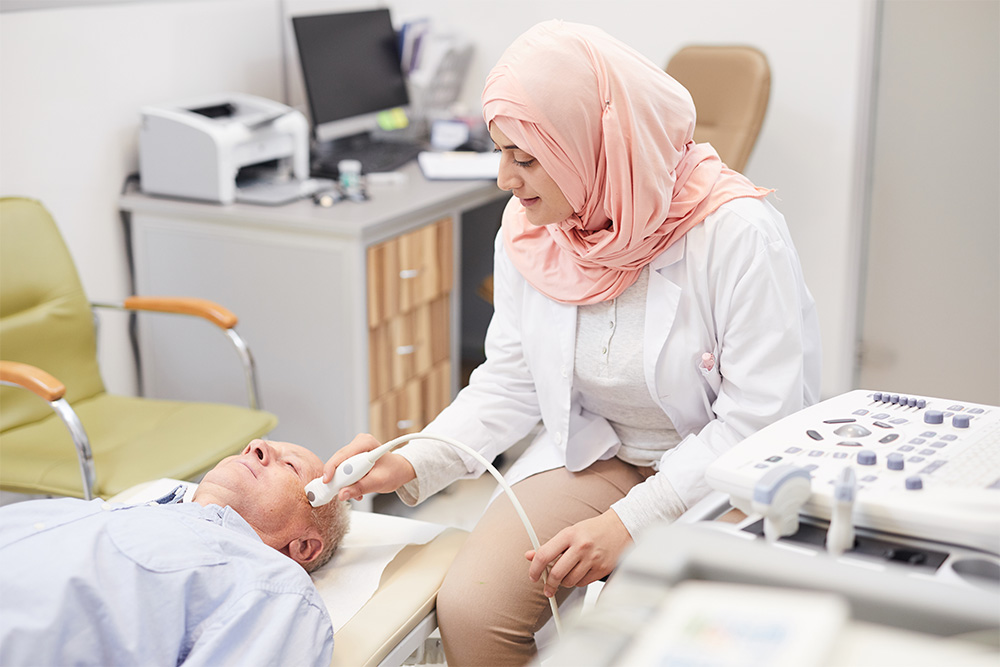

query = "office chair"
[[665, 45, 771, 172], [0, 197, 278, 500]]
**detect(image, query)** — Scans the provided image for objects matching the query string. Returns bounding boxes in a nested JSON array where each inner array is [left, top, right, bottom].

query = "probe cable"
[[309, 432, 564, 636]]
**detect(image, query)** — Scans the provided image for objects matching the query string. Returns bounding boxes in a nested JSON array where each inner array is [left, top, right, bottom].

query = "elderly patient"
[[0, 439, 351, 667]]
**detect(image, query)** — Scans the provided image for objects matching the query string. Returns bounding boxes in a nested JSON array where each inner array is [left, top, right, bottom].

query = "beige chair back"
[[666, 45, 771, 172]]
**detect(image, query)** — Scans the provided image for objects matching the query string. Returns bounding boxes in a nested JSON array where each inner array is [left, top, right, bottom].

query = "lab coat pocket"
[[697, 348, 722, 395]]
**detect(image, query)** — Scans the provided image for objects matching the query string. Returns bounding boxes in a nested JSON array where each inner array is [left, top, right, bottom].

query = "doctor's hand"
[[321, 433, 416, 502], [525, 509, 633, 598]]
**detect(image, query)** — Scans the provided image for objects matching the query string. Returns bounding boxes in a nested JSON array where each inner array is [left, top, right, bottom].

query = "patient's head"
[[194, 439, 350, 572]]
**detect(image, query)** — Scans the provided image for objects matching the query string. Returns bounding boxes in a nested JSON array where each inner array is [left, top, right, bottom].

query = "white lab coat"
[[400, 196, 821, 515]]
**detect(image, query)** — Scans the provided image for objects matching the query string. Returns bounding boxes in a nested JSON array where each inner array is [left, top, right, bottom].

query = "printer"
[[139, 92, 310, 204]]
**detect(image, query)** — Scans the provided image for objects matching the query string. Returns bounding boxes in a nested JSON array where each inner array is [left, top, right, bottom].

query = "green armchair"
[[0, 197, 277, 499]]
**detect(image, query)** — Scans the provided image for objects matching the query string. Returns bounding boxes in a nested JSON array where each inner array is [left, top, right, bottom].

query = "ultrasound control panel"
[[706, 390, 1000, 554]]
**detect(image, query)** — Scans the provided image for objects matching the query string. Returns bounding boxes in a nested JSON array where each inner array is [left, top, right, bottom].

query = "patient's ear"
[[284, 533, 324, 567]]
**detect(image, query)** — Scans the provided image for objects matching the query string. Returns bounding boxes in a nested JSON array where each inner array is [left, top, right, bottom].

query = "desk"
[[119, 162, 506, 463]]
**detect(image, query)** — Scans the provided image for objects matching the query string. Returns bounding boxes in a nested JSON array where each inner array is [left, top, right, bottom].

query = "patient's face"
[[195, 439, 323, 549]]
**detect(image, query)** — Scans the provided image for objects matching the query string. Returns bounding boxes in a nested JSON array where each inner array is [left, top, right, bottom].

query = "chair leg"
[[224, 328, 262, 410], [50, 398, 96, 500]]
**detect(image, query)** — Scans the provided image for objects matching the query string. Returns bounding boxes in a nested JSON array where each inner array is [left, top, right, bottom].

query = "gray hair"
[[304, 499, 352, 573]]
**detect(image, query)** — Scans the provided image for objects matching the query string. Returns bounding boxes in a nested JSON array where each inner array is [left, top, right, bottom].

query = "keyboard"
[[311, 138, 424, 177]]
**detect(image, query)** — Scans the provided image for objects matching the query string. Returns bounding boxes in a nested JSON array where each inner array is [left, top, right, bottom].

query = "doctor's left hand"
[[525, 509, 632, 598]]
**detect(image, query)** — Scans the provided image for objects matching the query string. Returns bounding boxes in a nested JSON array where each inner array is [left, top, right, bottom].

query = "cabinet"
[[120, 163, 505, 463], [366, 218, 453, 443]]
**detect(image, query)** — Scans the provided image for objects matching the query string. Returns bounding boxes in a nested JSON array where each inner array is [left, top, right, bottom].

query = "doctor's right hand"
[[321, 433, 416, 502]]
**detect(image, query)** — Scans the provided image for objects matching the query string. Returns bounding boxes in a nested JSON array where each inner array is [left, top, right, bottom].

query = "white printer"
[[139, 92, 311, 204]]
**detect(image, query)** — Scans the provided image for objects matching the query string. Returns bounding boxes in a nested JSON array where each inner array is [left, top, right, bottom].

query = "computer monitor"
[[292, 8, 410, 144]]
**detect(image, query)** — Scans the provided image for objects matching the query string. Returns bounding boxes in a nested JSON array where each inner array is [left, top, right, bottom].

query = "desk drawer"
[[367, 218, 453, 443], [367, 218, 452, 328], [369, 359, 452, 442]]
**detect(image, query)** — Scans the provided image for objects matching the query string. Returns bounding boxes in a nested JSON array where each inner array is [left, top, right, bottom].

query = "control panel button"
[[924, 410, 944, 424], [887, 452, 904, 470], [857, 450, 877, 466], [952, 414, 971, 428], [905, 476, 923, 490]]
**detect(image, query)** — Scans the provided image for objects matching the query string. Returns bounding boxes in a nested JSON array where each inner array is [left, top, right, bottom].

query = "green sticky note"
[[377, 107, 409, 130]]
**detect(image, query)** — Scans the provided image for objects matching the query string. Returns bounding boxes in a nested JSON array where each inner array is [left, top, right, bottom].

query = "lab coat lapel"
[[644, 237, 685, 401]]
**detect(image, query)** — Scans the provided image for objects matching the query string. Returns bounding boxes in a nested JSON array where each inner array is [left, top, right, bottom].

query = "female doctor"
[[324, 20, 821, 666]]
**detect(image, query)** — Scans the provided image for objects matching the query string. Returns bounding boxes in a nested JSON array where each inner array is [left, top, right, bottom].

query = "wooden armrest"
[[123, 296, 238, 329], [0, 360, 66, 401]]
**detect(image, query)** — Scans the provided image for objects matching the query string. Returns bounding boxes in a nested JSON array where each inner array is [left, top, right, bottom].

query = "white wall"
[[860, 0, 999, 404], [2, 0, 877, 400], [0, 0, 284, 394]]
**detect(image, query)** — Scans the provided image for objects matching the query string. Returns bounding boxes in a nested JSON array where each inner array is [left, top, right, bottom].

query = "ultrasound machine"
[[542, 390, 1000, 666]]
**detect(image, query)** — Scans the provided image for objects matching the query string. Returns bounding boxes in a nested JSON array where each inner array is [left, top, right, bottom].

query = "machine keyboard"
[[934, 419, 1000, 488], [706, 390, 1000, 554]]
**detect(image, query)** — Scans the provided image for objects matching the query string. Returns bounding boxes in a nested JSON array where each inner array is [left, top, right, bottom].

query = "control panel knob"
[[857, 450, 877, 466], [952, 414, 971, 428], [887, 452, 904, 470], [906, 476, 923, 490], [924, 410, 944, 424]]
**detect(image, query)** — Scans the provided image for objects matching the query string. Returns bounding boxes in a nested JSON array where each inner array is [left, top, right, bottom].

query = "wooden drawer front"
[[367, 218, 451, 328], [367, 219, 453, 443], [369, 360, 452, 443]]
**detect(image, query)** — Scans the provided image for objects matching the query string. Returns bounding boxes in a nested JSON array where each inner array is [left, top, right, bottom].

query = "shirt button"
[[554, 432, 563, 445], [602, 346, 608, 355], [560, 366, 568, 378], [33, 522, 45, 531], [608, 321, 614, 329]]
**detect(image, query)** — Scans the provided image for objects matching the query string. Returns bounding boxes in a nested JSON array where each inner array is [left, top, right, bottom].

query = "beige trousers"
[[435, 458, 651, 666]]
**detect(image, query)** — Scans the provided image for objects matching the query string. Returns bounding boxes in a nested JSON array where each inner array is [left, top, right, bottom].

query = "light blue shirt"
[[0, 494, 334, 666]]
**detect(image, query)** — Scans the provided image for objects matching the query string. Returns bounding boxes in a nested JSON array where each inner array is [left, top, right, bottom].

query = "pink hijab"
[[482, 21, 771, 305]]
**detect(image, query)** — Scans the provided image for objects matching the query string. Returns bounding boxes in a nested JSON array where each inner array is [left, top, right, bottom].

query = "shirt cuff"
[[611, 471, 687, 538], [394, 440, 472, 506]]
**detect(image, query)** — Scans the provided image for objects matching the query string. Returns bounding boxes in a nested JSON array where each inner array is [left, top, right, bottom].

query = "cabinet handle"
[[396, 419, 415, 429], [396, 345, 415, 355], [399, 269, 420, 279]]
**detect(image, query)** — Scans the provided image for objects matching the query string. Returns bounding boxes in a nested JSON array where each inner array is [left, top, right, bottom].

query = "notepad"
[[417, 151, 500, 180]]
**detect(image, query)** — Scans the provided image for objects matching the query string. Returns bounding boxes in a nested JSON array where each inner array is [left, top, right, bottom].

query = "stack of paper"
[[417, 151, 500, 180]]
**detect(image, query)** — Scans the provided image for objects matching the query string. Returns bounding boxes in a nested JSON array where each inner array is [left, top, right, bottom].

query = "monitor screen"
[[292, 9, 410, 143]]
